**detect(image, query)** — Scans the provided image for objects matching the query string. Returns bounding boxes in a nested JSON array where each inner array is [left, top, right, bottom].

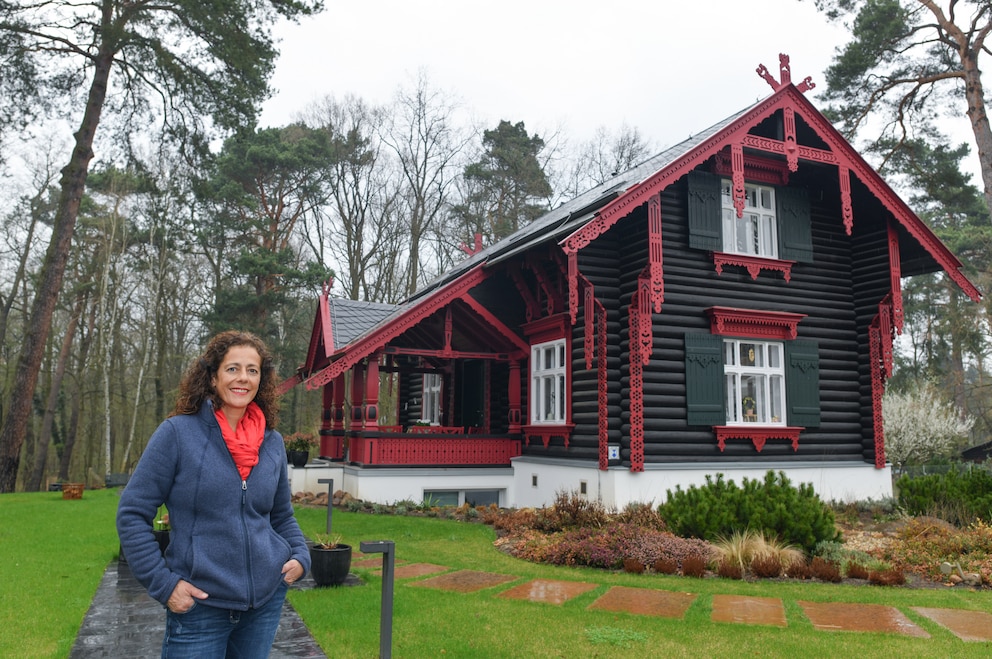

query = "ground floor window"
[[422, 372, 442, 424], [723, 339, 785, 425], [531, 339, 567, 424], [424, 489, 501, 507]]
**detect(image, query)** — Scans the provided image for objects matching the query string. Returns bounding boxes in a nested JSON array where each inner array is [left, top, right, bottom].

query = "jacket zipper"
[[242, 478, 254, 607]]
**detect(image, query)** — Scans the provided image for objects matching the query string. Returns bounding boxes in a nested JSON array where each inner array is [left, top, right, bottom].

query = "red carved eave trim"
[[706, 306, 806, 339], [559, 84, 981, 304], [522, 424, 575, 449], [712, 252, 795, 281], [714, 426, 802, 452]]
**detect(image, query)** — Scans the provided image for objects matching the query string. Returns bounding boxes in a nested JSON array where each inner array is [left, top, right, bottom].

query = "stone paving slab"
[[389, 562, 451, 579], [497, 579, 598, 605], [798, 601, 930, 637], [588, 586, 697, 618], [711, 594, 787, 627], [70, 561, 327, 658], [912, 607, 992, 642], [410, 569, 517, 593]]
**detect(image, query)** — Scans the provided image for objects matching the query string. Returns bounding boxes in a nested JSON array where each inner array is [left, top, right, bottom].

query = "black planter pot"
[[153, 530, 170, 554], [309, 543, 352, 587], [288, 450, 309, 468]]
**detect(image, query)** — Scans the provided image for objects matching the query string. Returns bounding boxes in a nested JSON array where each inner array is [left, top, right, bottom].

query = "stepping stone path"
[[376, 557, 992, 641], [74, 552, 992, 656]]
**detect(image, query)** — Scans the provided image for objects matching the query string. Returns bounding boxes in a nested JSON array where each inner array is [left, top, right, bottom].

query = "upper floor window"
[[721, 180, 777, 258], [422, 373, 442, 424], [531, 339, 567, 424], [687, 170, 813, 267]]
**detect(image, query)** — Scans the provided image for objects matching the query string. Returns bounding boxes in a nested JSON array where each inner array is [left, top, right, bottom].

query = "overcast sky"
[[260, 0, 851, 152]]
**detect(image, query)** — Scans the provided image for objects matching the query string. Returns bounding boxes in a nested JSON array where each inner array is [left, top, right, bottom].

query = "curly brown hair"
[[171, 331, 280, 429]]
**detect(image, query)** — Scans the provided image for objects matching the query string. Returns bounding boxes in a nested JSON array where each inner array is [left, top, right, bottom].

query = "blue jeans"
[[161, 583, 288, 658]]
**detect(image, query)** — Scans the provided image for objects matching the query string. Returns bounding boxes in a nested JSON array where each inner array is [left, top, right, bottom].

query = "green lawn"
[[4, 489, 992, 658]]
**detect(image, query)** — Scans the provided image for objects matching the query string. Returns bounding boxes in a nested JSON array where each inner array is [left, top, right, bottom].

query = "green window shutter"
[[685, 333, 725, 425], [776, 186, 813, 263], [687, 170, 723, 251], [785, 339, 820, 427]]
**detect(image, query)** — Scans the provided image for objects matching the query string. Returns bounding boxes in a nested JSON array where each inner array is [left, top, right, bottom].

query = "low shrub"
[[868, 568, 906, 586], [659, 471, 839, 553], [533, 490, 610, 532], [614, 502, 666, 531], [896, 467, 992, 527], [622, 558, 645, 574], [537, 523, 715, 570], [885, 517, 992, 582], [717, 558, 743, 579], [810, 557, 842, 583], [751, 553, 782, 578], [653, 558, 678, 574], [846, 562, 870, 580], [785, 559, 812, 579], [681, 554, 707, 578]]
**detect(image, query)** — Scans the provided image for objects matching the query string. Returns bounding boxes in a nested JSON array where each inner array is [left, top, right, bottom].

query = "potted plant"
[[284, 432, 317, 468], [153, 506, 170, 554], [309, 533, 352, 587]]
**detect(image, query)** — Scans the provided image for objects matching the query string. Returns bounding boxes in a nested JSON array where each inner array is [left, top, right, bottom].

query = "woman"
[[117, 331, 310, 658]]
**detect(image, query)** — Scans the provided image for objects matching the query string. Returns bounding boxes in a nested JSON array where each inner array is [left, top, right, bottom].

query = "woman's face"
[[211, 345, 262, 416]]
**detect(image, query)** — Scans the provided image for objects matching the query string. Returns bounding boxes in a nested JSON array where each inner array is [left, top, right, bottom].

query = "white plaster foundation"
[[290, 457, 892, 508]]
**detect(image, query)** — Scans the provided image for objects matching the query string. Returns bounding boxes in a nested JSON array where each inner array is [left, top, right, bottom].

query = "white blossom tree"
[[883, 381, 975, 467]]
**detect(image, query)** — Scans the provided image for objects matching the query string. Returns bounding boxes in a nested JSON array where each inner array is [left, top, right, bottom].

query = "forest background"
[[0, 0, 989, 493]]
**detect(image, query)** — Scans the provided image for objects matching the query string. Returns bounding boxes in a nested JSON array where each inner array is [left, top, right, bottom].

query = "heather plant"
[[717, 558, 744, 579], [659, 471, 839, 553], [534, 523, 715, 570], [810, 556, 842, 582], [681, 554, 707, 577], [896, 467, 992, 526], [886, 517, 992, 583], [846, 562, 870, 580], [533, 490, 610, 532], [868, 567, 907, 586], [750, 553, 783, 578]]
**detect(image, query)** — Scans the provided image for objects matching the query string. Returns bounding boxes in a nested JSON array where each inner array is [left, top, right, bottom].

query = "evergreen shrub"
[[896, 468, 992, 526], [658, 471, 839, 553]]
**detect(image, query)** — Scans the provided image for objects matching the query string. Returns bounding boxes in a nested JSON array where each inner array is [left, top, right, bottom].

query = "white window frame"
[[723, 338, 786, 425], [421, 372, 442, 425], [721, 179, 778, 258], [530, 339, 567, 425]]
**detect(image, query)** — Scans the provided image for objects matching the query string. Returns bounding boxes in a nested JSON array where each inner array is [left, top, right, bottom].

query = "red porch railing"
[[348, 431, 521, 466]]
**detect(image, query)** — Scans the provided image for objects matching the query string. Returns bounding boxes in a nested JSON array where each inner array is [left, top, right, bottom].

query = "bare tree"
[[382, 73, 469, 295]]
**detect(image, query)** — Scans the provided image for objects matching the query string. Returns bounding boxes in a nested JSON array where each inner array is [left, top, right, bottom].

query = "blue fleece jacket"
[[116, 402, 311, 610]]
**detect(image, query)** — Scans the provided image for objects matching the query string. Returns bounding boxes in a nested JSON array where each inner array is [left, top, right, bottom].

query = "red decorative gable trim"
[[560, 84, 981, 305], [713, 149, 791, 186], [305, 267, 492, 389], [706, 306, 806, 339]]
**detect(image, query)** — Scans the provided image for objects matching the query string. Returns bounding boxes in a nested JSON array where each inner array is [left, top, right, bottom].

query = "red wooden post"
[[364, 353, 380, 430], [508, 359, 522, 433], [351, 363, 365, 428]]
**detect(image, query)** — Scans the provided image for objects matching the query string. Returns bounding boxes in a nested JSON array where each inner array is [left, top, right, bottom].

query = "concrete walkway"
[[69, 560, 326, 658]]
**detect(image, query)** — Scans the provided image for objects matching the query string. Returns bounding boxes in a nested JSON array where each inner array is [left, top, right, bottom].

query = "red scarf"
[[214, 402, 266, 480]]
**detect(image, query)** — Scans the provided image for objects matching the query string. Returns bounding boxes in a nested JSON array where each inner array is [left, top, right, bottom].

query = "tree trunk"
[[0, 50, 113, 492], [26, 303, 82, 491], [960, 49, 992, 219]]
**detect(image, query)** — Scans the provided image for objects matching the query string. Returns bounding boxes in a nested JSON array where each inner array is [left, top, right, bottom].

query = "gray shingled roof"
[[405, 99, 758, 302], [326, 298, 397, 352]]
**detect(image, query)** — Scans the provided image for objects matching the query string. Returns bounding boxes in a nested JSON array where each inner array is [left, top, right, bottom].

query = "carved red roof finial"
[[756, 53, 816, 94], [459, 233, 484, 256]]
